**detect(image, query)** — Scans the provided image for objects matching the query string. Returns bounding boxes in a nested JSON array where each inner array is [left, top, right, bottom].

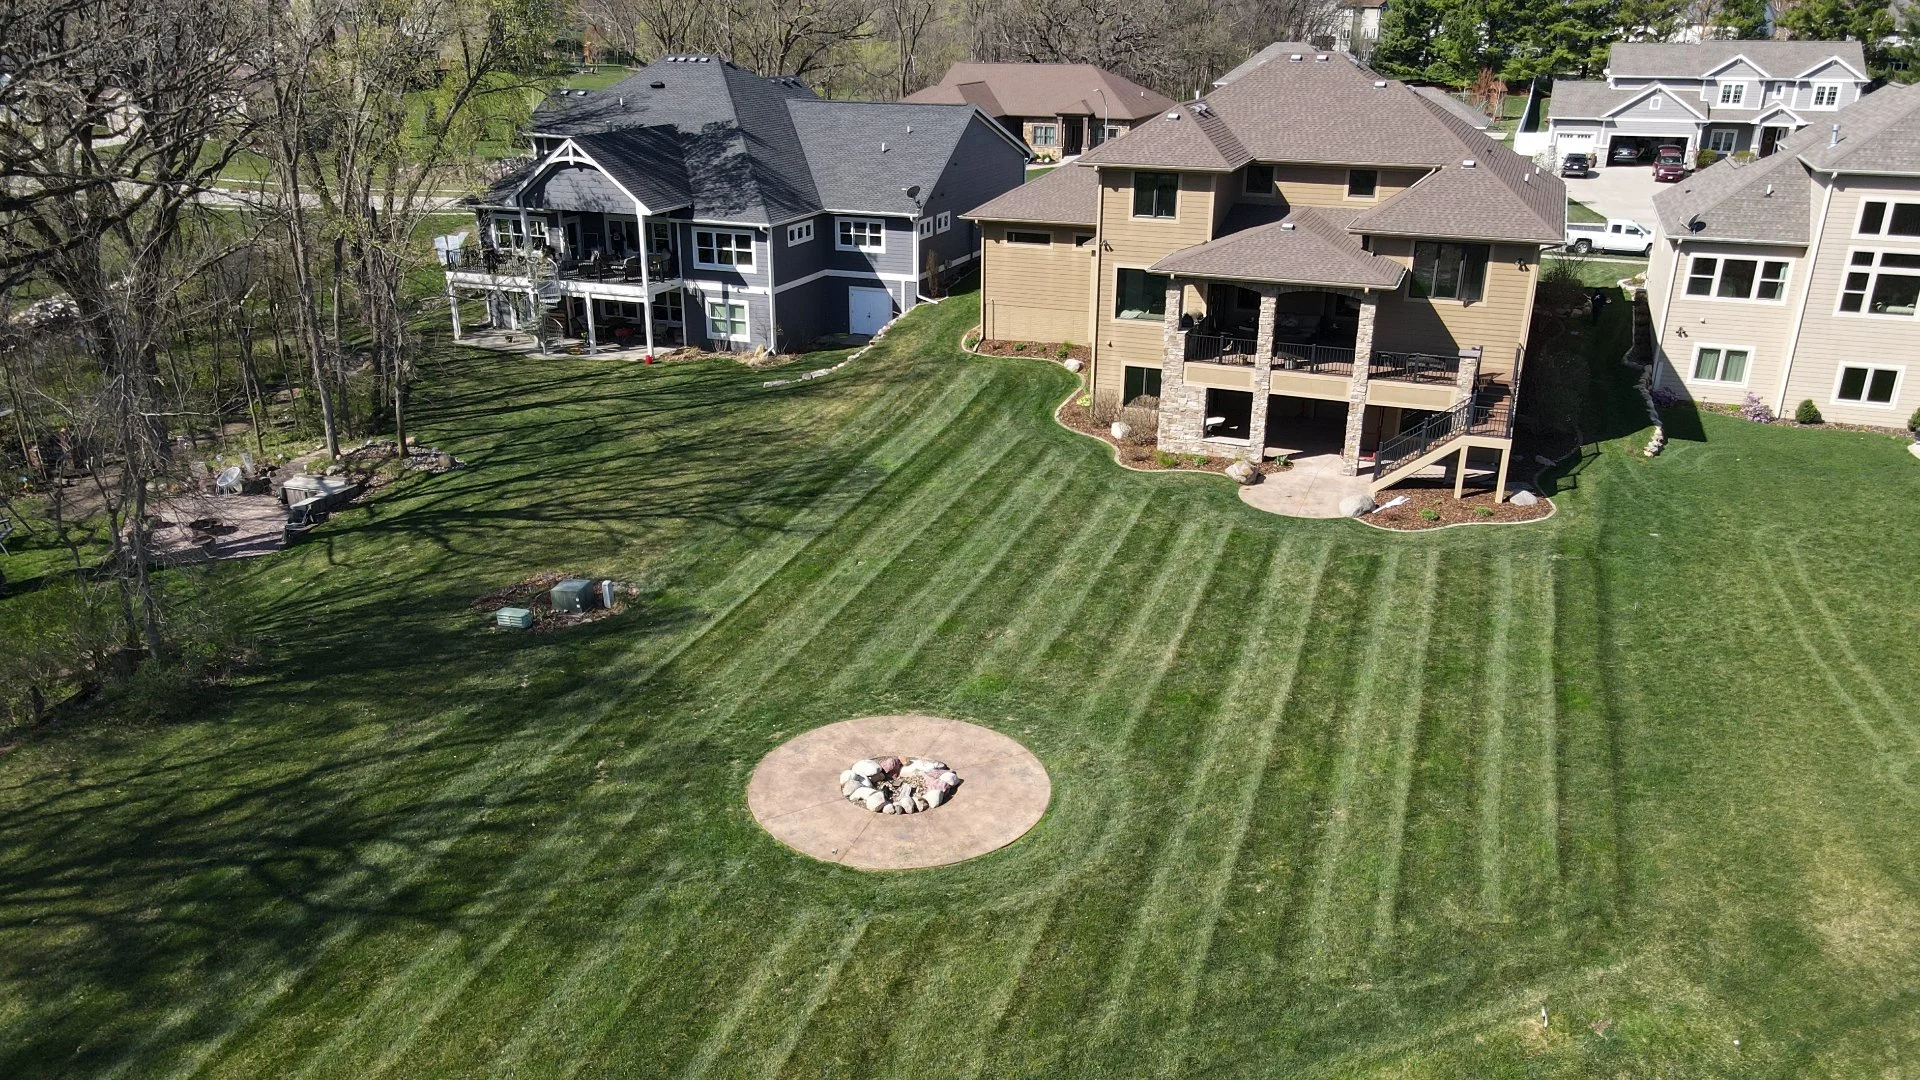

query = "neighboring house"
[[1647, 82, 1920, 427], [1548, 41, 1869, 166], [966, 45, 1565, 498], [902, 63, 1174, 162], [1334, 0, 1388, 58], [442, 55, 1027, 355]]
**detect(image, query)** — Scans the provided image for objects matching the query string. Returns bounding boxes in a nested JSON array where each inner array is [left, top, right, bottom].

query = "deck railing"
[[1372, 391, 1514, 479], [1184, 332, 1258, 365], [1271, 342, 1356, 377], [448, 247, 677, 283], [1370, 351, 1461, 384]]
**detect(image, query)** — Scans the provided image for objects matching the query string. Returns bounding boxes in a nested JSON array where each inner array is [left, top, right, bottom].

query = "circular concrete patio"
[[747, 715, 1050, 870]]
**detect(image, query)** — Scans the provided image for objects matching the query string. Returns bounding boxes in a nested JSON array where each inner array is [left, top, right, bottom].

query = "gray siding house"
[[444, 56, 1027, 355]]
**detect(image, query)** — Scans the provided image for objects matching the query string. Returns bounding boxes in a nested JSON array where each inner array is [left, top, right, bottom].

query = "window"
[[1073, 233, 1095, 247], [1006, 230, 1051, 245], [693, 229, 754, 270], [1707, 129, 1738, 153], [1030, 123, 1057, 147], [1244, 164, 1274, 195], [492, 216, 524, 247], [707, 300, 748, 341], [1834, 364, 1901, 405], [1856, 201, 1920, 237], [1840, 250, 1920, 315], [1718, 82, 1747, 106], [1115, 268, 1169, 320], [1649, 95, 1662, 111], [1685, 256, 1789, 300], [1133, 171, 1179, 219], [1690, 345, 1750, 384], [660, 290, 683, 323], [1409, 242, 1488, 302], [936, 211, 952, 233], [1123, 364, 1162, 405], [1812, 83, 1841, 108], [1348, 169, 1379, 199], [916, 217, 934, 239], [786, 221, 814, 245], [836, 217, 885, 251], [648, 221, 673, 255]]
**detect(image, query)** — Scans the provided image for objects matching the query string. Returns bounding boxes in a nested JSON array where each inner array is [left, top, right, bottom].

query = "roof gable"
[[1607, 84, 1707, 121], [901, 63, 1174, 121]]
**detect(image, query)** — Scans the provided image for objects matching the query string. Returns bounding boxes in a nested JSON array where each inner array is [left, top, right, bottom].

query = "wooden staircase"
[[1370, 381, 1515, 493]]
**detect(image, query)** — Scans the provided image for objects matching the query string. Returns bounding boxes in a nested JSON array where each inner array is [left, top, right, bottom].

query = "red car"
[[1652, 144, 1689, 182]]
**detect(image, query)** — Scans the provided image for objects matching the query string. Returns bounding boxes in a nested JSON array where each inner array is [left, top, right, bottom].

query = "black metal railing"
[[1370, 351, 1461, 384], [447, 246, 676, 283], [1271, 342, 1357, 377], [1372, 388, 1513, 480], [1184, 332, 1258, 365]]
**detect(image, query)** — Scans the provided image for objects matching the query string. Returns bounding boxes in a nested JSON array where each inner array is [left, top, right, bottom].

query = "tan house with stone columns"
[[964, 45, 1566, 496]]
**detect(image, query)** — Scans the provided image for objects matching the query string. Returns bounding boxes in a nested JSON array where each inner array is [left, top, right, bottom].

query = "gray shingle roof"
[[1607, 40, 1868, 80], [960, 162, 1098, 225], [1150, 207, 1406, 288], [1548, 80, 1708, 121], [1795, 80, 1920, 176], [790, 100, 986, 215], [1412, 86, 1493, 129], [902, 63, 1173, 121]]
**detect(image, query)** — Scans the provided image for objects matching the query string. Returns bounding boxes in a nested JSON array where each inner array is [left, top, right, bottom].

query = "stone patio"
[[747, 715, 1050, 870]]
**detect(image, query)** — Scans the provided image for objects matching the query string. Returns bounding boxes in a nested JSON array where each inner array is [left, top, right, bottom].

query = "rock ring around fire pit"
[[747, 715, 1050, 870]]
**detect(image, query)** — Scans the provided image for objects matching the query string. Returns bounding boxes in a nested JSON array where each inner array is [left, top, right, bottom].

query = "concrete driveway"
[[1563, 166, 1664, 231]]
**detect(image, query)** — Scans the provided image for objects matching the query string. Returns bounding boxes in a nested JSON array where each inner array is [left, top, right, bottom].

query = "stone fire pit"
[[839, 756, 961, 814]]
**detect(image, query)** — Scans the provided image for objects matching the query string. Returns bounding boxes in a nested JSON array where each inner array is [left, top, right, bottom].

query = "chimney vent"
[[1315, 54, 1329, 62], [1289, 53, 1304, 62], [1280, 222, 1297, 230], [1461, 158, 1477, 169], [1373, 80, 1387, 88], [1830, 123, 1841, 147]]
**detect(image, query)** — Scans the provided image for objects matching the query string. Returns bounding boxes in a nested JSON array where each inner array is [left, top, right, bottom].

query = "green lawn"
[[3, 290, 1920, 1077], [1567, 198, 1606, 225]]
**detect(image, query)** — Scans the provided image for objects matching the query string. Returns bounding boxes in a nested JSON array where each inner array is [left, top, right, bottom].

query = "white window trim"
[[835, 216, 887, 253], [1004, 229, 1053, 246], [1345, 168, 1379, 201], [1836, 247, 1920, 320], [1648, 96, 1661, 110], [1684, 255, 1791, 303], [935, 211, 952, 233], [692, 228, 756, 271], [1706, 129, 1738, 154], [1716, 81, 1750, 107], [706, 299, 750, 343], [1854, 200, 1920, 238], [1030, 123, 1058, 147], [786, 221, 814, 246], [1831, 363, 1904, 408], [1810, 82, 1842, 109], [1687, 342, 1754, 386], [916, 217, 934, 239]]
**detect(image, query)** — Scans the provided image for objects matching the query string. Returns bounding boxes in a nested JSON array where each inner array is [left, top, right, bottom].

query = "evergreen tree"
[[1370, 0, 1445, 82], [1779, 0, 1900, 78]]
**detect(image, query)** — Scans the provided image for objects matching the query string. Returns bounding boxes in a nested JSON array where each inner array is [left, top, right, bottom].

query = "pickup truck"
[[1566, 217, 1653, 256]]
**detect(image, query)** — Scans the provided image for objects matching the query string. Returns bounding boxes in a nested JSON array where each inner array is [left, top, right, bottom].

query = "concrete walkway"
[[747, 715, 1050, 870], [1238, 451, 1371, 519]]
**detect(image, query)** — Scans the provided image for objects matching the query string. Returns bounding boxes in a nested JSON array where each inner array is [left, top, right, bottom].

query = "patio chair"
[[215, 465, 243, 495], [621, 255, 644, 281], [0, 518, 12, 557]]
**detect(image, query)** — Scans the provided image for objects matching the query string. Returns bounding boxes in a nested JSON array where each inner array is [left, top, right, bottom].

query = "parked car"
[[1566, 217, 1653, 256], [1652, 144, 1689, 182], [1611, 144, 1646, 164], [1560, 153, 1591, 178]]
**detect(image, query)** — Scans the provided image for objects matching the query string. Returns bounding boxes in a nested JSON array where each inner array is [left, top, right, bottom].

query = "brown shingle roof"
[[901, 63, 1174, 121], [1150, 207, 1406, 289], [961, 162, 1098, 226], [1795, 80, 1920, 176]]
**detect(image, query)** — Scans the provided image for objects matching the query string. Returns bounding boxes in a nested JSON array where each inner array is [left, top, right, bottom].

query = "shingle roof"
[[1213, 43, 1294, 87], [960, 162, 1098, 225], [1795, 80, 1920, 176], [1607, 40, 1868, 80], [1412, 86, 1493, 129], [1150, 207, 1406, 289], [517, 55, 1006, 224], [1548, 80, 1708, 121], [902, 63, 1173, 121]]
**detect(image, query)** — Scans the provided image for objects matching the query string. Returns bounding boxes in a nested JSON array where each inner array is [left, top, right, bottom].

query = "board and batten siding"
[[1778, 175, 1920, 425], [1650, 239, 1804, 405], [1369, 237, 1539, 375], [1093, 169, 1217, 401], [979, 223, 1094, 344]]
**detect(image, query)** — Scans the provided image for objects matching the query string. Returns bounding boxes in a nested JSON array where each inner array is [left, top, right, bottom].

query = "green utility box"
[[496, 607, 535, 630], [550, 578, 595, 614]]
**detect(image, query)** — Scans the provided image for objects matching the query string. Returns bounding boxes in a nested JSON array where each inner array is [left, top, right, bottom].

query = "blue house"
[[443, 55, 1028, 356]]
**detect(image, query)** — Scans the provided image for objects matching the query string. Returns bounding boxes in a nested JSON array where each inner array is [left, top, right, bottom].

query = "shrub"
[[1012, 342, 1027, 353], [1155, 450, 1179, 467], [1186, 454, 1210, 468], [1056, 342, 1072, 359], [1475, 506, 1496, 518], [1695, 148, 1721, 169], [1419, 508, 1441, 522], [1908, 407, 1920, 433], [1794, 399, 1823, 424], [1739, 392, 1774, 423]]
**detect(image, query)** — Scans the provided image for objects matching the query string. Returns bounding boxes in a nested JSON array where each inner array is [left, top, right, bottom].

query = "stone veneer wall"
[[1155, 282, 1210, 455]]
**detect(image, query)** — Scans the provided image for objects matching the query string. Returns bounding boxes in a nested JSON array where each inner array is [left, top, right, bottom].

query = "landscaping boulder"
[[1063, 358, 1084, 373], [1225, 460, 1258, 485], [1110, 421, 1131, 441], [1511, 490, 1539, 507], [1337, 493, 1375, 518]]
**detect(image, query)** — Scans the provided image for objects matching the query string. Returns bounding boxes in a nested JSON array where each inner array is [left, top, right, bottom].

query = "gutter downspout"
[[766, 224, 780, 353], [1774, 174, 1834, 416], [1088, 171, 1105, 401]]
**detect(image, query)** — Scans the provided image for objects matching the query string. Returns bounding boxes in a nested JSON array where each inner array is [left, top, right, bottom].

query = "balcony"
[[446, 246, 678, 285], [1369, 351, 1460, 385]]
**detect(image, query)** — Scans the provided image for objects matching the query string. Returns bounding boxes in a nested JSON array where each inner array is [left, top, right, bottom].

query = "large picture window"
[[1684, 256, 1789, 300], [836, 217, 886, 252], [1834, 364, 1901, 405], [1124, 364, 1162, 404], [1839, 250, 1920, 316], [706, 300, 748, 342], [1115, 268, 1169, 320], [1856, 200, 1920, 237], [693, 229, 754, 270], [1690, 345, 1750, 384], [1409, 242, 1488, 302], [1132, 172, 1179, 219]]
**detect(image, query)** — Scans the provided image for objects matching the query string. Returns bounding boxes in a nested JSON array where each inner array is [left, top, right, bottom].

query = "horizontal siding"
[[981, 224, 1094, 344], [1233, 165, 1427, 209], [1370, 238, 1539, 375], [1651, 239, 1802, 405], [1094, 170, 1216, 400]]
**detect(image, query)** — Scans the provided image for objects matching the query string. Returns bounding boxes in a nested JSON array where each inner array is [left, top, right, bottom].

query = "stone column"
[[1454, 345, 1482, 405], [1156, 279, 1204, 452], [1247, 287, 1278, 462], [1341, 292, 1378, 475]]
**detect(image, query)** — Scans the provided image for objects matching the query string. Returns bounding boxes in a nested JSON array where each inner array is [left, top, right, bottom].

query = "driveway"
[[1563, 166, 1663, 231]]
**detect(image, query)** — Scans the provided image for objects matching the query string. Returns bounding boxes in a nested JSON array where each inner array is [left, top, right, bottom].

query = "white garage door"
[[849, 286, 893, 336]]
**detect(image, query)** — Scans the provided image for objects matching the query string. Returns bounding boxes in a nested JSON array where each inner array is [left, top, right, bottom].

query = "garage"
[[1607, 133, 1690, 166]]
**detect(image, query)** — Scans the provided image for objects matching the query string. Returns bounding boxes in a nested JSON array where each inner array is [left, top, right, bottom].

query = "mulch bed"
[[471, 571, 635, 632], [976, 339, 1091, 362], [1684, 403, 1913, 439], [1056, 398, 1285, 477], [1363, 484, 1554, 531]]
